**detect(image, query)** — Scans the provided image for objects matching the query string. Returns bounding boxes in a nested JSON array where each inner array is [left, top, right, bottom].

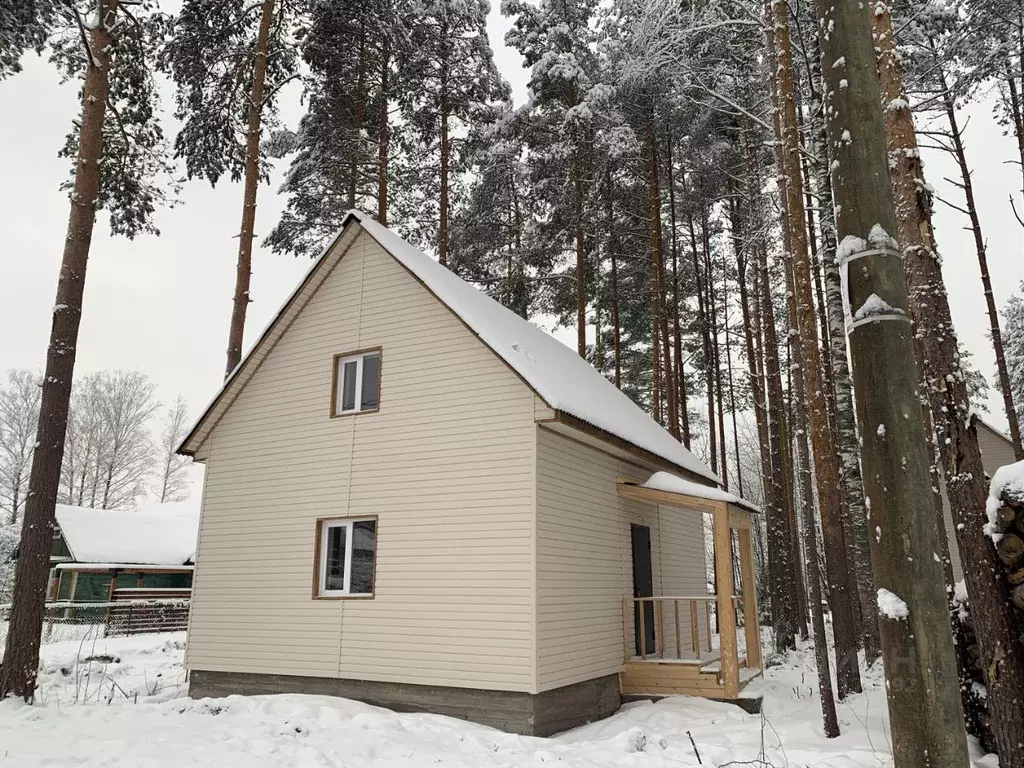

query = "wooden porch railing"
[[625, 595, 741, 662]]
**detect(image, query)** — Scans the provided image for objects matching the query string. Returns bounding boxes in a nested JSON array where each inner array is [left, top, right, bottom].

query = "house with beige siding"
[[178, 211, 762, 735], [941, 418, 1017, 582]]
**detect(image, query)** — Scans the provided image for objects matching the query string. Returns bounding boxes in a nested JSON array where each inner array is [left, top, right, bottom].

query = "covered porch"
[[617, 475, 762, 703]]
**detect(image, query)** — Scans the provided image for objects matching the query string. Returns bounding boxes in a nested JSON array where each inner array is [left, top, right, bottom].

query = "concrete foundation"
[[189, 669, 621, 736]]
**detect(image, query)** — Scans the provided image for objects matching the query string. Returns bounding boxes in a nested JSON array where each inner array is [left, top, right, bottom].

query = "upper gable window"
[[332, 349, 381, 416]]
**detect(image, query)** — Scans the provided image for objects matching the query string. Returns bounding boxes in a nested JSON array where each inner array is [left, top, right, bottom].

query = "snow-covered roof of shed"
[[179, 211, 718, 485], [641, 471, 760, 514], [54, 501, 200, 566]]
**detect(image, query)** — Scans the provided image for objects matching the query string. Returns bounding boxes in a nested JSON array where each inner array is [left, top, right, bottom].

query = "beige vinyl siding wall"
[[186, 230, 537, 691], [535, 427, 708, 692], [941, 422, 1017, 583], [657, 507, 713, 658]]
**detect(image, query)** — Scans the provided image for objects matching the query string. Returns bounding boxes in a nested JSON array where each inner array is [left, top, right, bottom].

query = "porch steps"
[[619, 659, 725, 697]]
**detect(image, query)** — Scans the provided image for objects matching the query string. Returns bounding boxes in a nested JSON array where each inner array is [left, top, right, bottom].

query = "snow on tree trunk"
[[805, 65, 880, 663], [770, 0, 861, 695], [875, 4, 1024, 762], [756, 241, 798, 653], [792, 329, 840, 738], [814, 0, 970, 759]]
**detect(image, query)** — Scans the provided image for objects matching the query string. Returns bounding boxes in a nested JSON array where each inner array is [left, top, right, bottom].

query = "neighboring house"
[[178, 211, 762, 735], [940, 417, 1018, 583], [49, 501, 198, 602]]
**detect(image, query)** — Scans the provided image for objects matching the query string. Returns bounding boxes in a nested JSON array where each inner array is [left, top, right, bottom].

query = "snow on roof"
[[353, 214, 718, 484], [54, 501, 200, 566], [179, 212, 718, 485], [641, 471, 760, 514]]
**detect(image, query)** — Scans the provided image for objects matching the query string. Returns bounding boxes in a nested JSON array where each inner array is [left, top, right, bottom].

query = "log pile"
[[990, 493, 1024, 612]]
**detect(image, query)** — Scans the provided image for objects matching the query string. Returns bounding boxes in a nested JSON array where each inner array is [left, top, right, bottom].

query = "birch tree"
[[0, 370, 41, 525], [154, 396, 191, 503]]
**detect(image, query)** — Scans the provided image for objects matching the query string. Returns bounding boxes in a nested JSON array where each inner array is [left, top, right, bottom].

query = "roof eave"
[[552, 410, 719, 487], [177, 213, 366, 457]]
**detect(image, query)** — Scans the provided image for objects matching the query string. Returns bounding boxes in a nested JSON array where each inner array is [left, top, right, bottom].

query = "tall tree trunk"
[[763, 11, 807, 645], [225, 0, 275, 378], [377, 37, 390, 225], [736, 230, 771, 517], [438, 64, 451, 267], [350, 20, 367, 210], [756, 245, 797, 653], [1005, 73, 1024, 198], [793, 334, 841, 739], [800, 140, 832, 376], [0, 0, 114, 701], [806, 50, 880, 662], [652, 317, 662, 424], [936, 60, 1024, 460], [667, 139, 690, 445], [606, 169, 622, 387], [706, 240, 729, 489], [815, 0, 969, 759], [723, 271, 743, 497], [771, 0, 861, 695], [688, 213, 716, 474], [649, 131, 678, 438], [575, 171, 586, 358], [877, 10, 1024, 764], [9, 482, 19, 526]]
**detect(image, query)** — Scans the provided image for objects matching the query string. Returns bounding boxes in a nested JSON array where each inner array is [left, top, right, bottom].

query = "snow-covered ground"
[[0, 632, 997, 767]]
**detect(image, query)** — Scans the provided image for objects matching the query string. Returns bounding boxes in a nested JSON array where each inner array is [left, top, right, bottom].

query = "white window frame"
[[317, 517, 376, 597], [333, 350, 380, 415]]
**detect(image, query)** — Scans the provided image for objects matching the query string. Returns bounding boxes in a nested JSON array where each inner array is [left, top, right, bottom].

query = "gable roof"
[[179, 211, 719, 485], [54, 501, 200, 566], [976, 415, 1015, 450]]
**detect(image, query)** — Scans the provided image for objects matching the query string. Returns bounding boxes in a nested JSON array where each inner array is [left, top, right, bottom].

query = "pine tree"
[[768, 0, 861, 694], [155, 396, 191, 503], [266, 0, 399, 257], [163, 0, 298, 376], [813, 0, 970, 757], [506, 0, 600, 357], [0, 0, 175, 701], [449, 104, 546, 317], [397, 0, 508, 266]]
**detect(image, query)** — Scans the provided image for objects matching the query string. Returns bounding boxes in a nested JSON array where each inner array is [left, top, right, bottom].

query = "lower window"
[[317, 518, 377, 597]]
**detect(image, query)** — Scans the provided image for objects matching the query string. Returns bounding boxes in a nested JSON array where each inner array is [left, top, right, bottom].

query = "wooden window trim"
[[311, 514, 378, 600], [329, 347, 383, 418]]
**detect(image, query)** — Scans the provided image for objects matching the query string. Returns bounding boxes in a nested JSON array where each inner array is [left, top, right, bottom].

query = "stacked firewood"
[[990, 495, 1024, 610]]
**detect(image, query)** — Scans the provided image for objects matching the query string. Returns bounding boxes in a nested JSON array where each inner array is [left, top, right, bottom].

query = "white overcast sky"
[[0, 6, 1023, 445]]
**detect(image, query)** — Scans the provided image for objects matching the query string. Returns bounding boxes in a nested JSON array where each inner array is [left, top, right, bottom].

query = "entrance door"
[[631, 524, 656, 656]]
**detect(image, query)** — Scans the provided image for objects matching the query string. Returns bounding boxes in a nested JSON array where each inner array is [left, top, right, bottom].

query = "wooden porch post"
[[713, 502, 740, 697], [737, 519, 762, 670]]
